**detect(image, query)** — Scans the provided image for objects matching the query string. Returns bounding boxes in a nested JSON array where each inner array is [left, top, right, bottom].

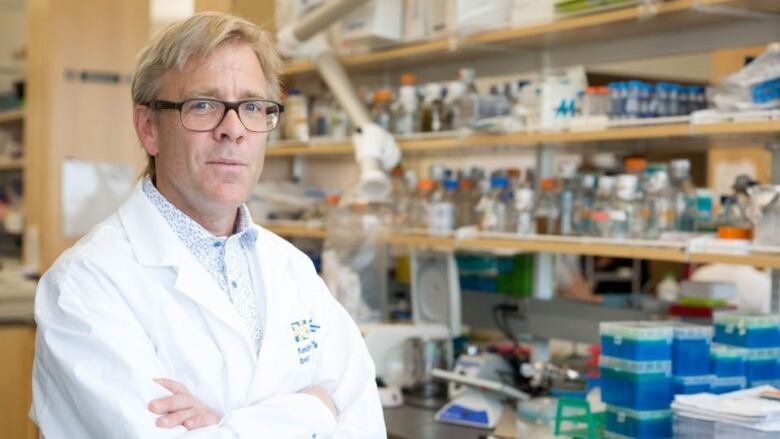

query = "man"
[[30, 12, 385, 438]]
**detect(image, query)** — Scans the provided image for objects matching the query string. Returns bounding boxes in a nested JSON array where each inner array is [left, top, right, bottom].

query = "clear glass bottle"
[[533, 178, 560, 235], [754, 189, 780, 246], [411, 178, 436, 230], [611, 174, 642, 239], [478, 175, 513, 232], [455, 176, 477, 228], [421, 83, 445, 133], [393, 73, 421, 136], [591, 175, 616, 237], [283, 88, 309, 142], [716, 195, 753, 240], [669, 159, 698, 232], [558, 162, 577, 236], [643, 169, 675, 239], [452, 68, 479, 130], [428, 178, 457, 235], [390, 166, 411, 230], [371, 89, 394, 131], [573, 173, 597, 236], [514, 188, 535, 235]]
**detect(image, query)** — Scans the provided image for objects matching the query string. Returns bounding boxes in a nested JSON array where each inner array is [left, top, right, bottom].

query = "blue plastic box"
[[672, 375, 713, 395], [711, 376, 747, 394], [710, 343, 747, 377], [713, 312, 780, 348], [600, 322, 673, 361], [672, 324, 712, 376], [746, 347, 780, 386], [606, 405, 672, 439], [600, 356, 672, 411]]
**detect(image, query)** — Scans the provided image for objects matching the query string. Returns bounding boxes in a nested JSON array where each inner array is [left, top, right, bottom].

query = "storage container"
[[713, 312, 780, 348], [600, 322, 673, 361], [600, 356, 672, 411], [710, 343, 747, 377], [672, 324, 712, 376], [605, 405, 672, 439]]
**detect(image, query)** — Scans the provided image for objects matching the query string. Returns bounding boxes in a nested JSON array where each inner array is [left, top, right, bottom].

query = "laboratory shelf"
[[262, 223, 780, 268], [280, 0, 778, 76], [265, 119, 780, 158], [0, 109, 24, 124]]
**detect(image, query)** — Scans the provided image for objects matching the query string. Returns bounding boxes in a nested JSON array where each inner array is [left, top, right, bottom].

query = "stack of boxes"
[[713, 312, 780, 389], [599, 322, 674, 438], [710, 343, 747, 394], [671, 324, 713, 395], [600, 315, 780, 437]]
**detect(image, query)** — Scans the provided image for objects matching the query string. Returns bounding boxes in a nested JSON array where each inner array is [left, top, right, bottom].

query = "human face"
[[139, 43, 268, 219]]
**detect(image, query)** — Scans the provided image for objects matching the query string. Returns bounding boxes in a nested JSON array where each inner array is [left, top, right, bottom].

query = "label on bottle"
[[428, 202, 454, 234]]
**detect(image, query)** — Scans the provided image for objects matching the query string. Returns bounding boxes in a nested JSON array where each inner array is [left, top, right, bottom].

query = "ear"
[[133, 104, 160, 157]]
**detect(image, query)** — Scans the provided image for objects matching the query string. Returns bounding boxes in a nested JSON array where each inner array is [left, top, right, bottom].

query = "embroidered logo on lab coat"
[[291, 319, 320, 364]]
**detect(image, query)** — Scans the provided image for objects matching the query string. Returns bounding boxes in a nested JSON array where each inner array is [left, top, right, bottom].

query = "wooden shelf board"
[[0, 158, 25, 171], [266, 224, 780, 268], [280, 0, 762, 76], [692, 120, 780, 136], [690, 252, 780, 269], [0, 109, 24, 124], [456, 237, 689, 262], [263, 224, 328, 239], [264, 119, 780, 157], [266, 144, 353, 157]]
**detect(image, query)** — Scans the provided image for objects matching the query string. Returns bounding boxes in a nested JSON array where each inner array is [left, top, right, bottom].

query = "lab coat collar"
[[118, 181, 182, 267], [118, 182, 255, 354]]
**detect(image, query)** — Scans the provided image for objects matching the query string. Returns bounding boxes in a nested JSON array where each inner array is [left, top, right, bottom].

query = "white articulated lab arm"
[[277, 0, 401, 201]]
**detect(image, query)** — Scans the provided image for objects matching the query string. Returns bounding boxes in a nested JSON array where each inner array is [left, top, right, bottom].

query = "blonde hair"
[[132, 12, 282, 178]]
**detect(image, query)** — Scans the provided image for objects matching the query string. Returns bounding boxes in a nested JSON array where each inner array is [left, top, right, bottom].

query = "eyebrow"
[[184, 88, 268, 100]]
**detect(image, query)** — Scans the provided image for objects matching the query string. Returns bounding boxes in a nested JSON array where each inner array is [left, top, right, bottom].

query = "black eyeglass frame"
[[149, 98, 285, 133]]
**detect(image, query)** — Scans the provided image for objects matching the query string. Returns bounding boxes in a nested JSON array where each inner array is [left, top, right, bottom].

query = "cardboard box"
[[339, 0, 403, 45], [511, 0, 555, 27], [403, 0, 451, 41]]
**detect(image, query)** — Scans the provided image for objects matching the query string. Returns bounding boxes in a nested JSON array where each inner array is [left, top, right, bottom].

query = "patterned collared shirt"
[[142, 177, 262, 354]]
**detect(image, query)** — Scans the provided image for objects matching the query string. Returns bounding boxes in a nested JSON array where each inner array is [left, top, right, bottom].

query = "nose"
[[213, 108, 246, 143]]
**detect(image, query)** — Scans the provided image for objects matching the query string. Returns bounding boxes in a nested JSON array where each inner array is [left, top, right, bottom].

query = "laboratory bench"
[[384, 403, 556, 439]]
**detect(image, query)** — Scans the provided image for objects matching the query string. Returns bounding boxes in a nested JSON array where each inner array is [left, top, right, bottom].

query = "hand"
[[300, 385, 337, 417], [149, 378, 220, 430]]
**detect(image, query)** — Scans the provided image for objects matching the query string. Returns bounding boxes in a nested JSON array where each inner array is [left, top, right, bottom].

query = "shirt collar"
[[142, 177, 257, 249]]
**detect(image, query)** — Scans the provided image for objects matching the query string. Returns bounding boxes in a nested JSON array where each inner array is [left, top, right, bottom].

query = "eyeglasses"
[[150, 98, 284, 133]]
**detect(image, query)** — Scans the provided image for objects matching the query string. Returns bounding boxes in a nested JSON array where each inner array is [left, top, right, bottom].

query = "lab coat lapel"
[[120, 182, 255, 354], [173, 242, 255, 353]]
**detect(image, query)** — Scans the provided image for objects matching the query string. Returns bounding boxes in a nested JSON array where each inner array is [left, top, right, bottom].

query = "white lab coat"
[[30, 182, 386, 438]]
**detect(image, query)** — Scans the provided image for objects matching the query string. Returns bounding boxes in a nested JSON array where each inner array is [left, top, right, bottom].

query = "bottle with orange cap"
[[370, 88, 394, 131], [533, 178, 561, 235], [715, 195, 753, 240], [393, 73, 421, 135], [411, 178, 436, 230]]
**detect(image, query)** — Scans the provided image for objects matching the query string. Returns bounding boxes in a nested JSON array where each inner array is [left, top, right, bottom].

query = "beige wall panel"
[[195, 0, 235, 13], [27, 0, 149, 271]]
